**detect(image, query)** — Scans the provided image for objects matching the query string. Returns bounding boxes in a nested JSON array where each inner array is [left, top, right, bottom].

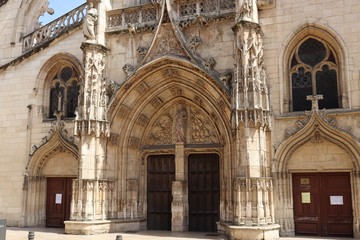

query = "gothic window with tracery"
[[49, 66, 80, 118], [290, 37, 339, 111]]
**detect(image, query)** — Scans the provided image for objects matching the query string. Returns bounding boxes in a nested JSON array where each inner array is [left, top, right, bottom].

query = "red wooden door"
[[293, 172, 353, 237], [46, 177, 73, 228], [147, 155, 175, 230], [292, 173, 321, 235], [321, 173, 353, 237], [188, 154, 220, 232]]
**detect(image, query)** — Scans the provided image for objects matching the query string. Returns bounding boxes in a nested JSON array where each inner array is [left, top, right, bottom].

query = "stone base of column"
[[64, 218, 146, 235], [218, 222, 280, 240]]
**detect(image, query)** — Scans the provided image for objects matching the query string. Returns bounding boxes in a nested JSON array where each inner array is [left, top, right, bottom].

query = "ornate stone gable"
[[146, 25, 188, 61]]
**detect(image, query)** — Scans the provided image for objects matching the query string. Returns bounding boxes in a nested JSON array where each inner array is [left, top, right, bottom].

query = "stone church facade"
[[0, 0, 360, 239]]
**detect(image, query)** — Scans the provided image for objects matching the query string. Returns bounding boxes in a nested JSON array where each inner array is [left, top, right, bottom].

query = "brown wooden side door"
[[321, 172, 353, 237], [188, 154, 220, 232], [292, 173, 321, 235], [147, 155, 175, 230], [293, 172, 353, 237], [46, 177, 73, 228]]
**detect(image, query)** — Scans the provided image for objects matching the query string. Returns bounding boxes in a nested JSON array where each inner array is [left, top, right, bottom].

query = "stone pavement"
[[4, 228, 353, 240]]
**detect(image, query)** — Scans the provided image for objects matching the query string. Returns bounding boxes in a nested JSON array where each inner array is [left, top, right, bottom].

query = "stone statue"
[[83, 1, 98, 42], [175, 104, 187, 143], [237, 0, 259, 23]]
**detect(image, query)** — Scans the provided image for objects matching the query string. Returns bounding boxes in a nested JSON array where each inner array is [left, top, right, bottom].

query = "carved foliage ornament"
[[146, 105, 219, 145]]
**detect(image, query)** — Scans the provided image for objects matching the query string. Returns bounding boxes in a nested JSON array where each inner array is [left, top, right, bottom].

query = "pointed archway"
[[107, 56, 233, 231], [273, 99, 360, 237], [20, 120, 78, 227]]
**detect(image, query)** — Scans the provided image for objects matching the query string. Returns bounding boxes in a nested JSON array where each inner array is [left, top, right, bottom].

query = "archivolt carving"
[[149, 97, 163, 109], [170, 86, 183, 96], [136, 114, 149, 127], [129, 137, 140, 149], [135, 82, 149, 94], [117, 104, 131, 118]]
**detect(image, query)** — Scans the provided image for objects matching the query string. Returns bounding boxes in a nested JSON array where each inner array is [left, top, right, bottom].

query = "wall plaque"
[[300, 178, 310, 185], [55, 193, 62, 204], [330, 196, 343, 205], [301, 192, 311, 203]]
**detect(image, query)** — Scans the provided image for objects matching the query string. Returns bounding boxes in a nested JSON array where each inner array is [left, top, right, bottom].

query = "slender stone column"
[[171, 104, 188, 231], [227, 0, 279, 239], [69, 40, 109, 224]]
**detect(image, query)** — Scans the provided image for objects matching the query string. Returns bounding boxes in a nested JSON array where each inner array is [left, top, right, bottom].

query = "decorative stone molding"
[[136, 114, 149, 127], [149, 97, 163, 109], [29, 112, 76, 158], [235, 177, 275, 225], [154, 30, 184, 57], [137, 46, 148, 59], [163, 68, 180, 77], [123, 63, 135, 77], [186, 36, 202, 53], [135, 82, 150, 94], [170, 86, 183, 96], [190, 108, 219, 144], [108, 133, 120, 145], [117, 104, 131, 119], [70, 179, 116, 221], [106, 80, 120, 101], [148, 111, 173, 145], [76, 43, 109, 137], [129, 137, 140, 149], [202, 57, 216, 71]]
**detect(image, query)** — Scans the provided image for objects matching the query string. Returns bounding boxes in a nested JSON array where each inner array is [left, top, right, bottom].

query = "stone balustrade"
[[107, 3, 160, 31], [22, 3, 87, 53]]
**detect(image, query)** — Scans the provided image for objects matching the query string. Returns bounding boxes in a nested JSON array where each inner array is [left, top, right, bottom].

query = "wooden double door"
[[147, 154, 220, 231], [292, 172, 353, 237], [46, 177, 74, 228]]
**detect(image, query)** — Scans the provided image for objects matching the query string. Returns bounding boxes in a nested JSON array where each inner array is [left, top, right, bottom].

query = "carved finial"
[[306, 95, 323, 111], [123, 64, 135, 77]]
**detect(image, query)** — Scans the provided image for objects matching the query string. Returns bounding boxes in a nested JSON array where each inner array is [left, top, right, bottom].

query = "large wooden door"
[[147, 155, 175, 230], [46, 177, 73, 228], [293, 172, 353, 237], [188, 154, 220, 232]]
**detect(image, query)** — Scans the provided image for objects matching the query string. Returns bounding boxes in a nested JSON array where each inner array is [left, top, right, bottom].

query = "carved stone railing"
[[22, 3, 87, 53], [176, 0, 236, 20], [107, 3, 160, 31]]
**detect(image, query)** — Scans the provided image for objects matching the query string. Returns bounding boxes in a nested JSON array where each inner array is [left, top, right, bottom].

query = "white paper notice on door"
[[330, 195, 343, 205], [55, 194, 62, 204]]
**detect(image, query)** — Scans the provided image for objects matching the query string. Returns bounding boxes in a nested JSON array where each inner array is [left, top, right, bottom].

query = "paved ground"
[[4, 227, 353, 240]]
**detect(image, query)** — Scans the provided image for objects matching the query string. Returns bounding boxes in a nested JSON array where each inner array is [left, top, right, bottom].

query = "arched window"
[[49, 66, 80, 118], [290, 37, 339, 111]]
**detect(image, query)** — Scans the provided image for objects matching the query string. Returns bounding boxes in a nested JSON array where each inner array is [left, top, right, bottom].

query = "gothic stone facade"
[[0, 0, 360, 239]]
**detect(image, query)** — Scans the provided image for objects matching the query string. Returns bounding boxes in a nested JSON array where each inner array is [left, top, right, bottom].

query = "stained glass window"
[[290, 37, 339, 111], [48, 66, 80, 118]]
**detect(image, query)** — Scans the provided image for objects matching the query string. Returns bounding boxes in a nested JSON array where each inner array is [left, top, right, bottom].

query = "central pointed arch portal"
[[108, 57, 232, 231]]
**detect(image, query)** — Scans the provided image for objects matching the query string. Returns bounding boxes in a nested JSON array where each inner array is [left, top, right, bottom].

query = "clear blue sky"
[[39, 0, 86, 25]]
